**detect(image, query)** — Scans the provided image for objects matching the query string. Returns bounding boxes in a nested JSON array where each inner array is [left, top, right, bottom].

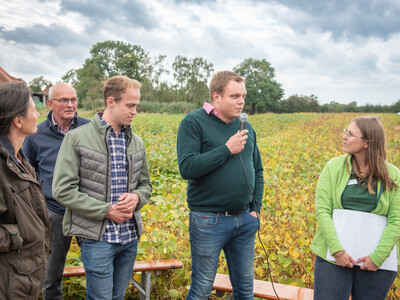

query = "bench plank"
[[133, 259, 184, 272], [63, 259, 184, 300], [63, 265, 85, 277], [213, 273, 314, 300], [63, 259, 183, 277]]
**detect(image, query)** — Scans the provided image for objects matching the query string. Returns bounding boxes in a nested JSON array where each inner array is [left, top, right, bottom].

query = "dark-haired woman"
[[311, 116, 400, 300], [0, 82, 50, 299]]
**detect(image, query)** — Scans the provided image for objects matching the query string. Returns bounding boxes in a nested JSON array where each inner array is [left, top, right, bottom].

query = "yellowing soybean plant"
[[62, 112, 400, 299]]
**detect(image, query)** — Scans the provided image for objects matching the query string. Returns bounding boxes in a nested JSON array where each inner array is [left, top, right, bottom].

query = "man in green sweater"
[[177, 71, 264, 299]]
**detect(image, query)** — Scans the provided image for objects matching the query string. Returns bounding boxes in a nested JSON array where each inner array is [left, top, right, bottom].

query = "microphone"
[[239, 113, 248, 131]]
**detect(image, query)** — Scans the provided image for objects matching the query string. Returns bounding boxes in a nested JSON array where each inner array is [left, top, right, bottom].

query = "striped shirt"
[[203, 102, 219, 118], [203, 102, 234, 123], [100, 114, 138, 244]]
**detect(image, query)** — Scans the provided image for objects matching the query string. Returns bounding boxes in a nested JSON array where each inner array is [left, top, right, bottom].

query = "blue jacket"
[[22, 112, 90, 214]]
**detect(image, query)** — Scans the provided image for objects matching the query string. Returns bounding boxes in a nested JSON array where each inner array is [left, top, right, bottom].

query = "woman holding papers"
[[311, 116, 400, 300]]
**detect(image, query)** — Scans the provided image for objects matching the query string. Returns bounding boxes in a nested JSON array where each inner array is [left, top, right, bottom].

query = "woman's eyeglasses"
[[343, 129, 365, 139]]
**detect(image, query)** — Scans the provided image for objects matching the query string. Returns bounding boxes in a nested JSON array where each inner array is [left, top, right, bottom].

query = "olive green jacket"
[[0, 136, 50, 299]]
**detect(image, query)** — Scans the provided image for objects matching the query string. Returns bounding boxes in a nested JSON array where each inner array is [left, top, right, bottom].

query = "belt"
[[217, 211, 241, 216]]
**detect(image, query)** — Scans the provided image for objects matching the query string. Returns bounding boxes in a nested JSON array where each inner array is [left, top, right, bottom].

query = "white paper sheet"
[[326, 209, 398, 272]]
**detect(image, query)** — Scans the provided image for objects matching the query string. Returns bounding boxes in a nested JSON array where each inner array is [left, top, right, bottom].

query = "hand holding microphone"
[[226, 113, 249, 155], [239, 113, 248, 131]]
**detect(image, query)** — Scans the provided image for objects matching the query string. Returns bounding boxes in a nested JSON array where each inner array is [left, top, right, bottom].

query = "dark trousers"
[[314, 256, 397, 300], [42, 210, 72, 300]]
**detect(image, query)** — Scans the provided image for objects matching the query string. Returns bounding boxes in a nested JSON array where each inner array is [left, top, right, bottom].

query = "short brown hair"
[[209, 71, 244, 101], [0, 82, 31, 136], [102, 76, 141, 106]]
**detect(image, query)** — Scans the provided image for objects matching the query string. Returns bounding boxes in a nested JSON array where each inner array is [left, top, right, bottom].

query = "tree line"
[[29, 40, 400, 114]]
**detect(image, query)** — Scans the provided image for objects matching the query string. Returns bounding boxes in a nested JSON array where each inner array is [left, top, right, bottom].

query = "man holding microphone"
[[177, 71, 264, 299]]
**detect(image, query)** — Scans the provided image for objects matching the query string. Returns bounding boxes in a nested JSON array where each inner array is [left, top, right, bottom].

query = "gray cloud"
[[0, 38, 87, 82], [173, 0, 215, 3], [59, 0, 158, 30], [167, 0, 400, 40], [1, 0, 399, 105], [208, 27, 254, 60], [273, 0, 400, 40], [0, 24, 86, 46]]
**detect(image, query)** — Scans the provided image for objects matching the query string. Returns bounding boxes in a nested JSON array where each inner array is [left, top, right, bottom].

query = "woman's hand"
[[333, 250, 357, 268], [357, 256, 378, 271]]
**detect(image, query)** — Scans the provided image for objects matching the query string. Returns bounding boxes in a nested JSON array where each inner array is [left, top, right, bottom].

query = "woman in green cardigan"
[[311, 116, 400, 300]]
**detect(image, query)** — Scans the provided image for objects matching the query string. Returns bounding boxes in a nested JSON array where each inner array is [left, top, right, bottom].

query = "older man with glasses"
[[22, 82, 90, 300]]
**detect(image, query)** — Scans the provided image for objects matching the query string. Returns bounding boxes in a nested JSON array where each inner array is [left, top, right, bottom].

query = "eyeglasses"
[[50, 97, 78, 104], [343, 129, 365, 139]]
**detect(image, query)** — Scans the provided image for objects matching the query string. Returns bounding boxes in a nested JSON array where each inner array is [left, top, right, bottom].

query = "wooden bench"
[[63, 259, 183, 300], [213, 273, 314, 300]]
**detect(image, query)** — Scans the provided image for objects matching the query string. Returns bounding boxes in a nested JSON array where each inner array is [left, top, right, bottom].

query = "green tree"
[[140, 55, 170, 102], [330, 101, 344, 113], [61, 69, 78, 86], [391, 100, 400, 113], [74, 63, 104, 108], [343, 101, 358, 112], [281, 94, 320, 113], [172, 55, 214, 106], [64, 41, 163, 105], [87, 41, 152, 82], [233, 58, 284, 114], [75, 40, 171, 105], [29, 76, 52, 93]]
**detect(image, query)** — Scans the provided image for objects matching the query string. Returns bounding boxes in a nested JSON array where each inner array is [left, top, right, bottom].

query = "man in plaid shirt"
[[53, 76, 152, 300], [99, 110, 139, 245]]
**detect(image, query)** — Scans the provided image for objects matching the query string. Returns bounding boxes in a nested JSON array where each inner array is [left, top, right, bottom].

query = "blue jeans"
[[42, 209, 72, 300], [80, 239, 139, 300], [186, 210, 259, 300], [314, 256, 397, 300]]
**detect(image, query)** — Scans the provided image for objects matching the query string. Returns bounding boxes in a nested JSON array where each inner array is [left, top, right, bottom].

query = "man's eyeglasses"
[[343, 129, 365, 139], [50, 97, 78, 104]]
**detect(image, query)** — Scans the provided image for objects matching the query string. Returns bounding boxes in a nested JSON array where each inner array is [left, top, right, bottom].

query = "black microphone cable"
[[238, 152, 280, 300]]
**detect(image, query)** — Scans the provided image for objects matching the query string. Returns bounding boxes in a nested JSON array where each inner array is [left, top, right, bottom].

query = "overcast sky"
[[1, 0, 399, 105]]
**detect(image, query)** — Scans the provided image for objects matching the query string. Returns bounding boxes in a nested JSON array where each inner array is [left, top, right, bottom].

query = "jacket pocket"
[[10, 181, 34, 212], [8, 255, 44, 300], [10, 181, 30, 194], [70, 211, 103, 239]]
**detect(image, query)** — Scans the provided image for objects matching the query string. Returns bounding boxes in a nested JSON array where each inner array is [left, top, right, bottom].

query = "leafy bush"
[[138, 102, 197, 114]]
